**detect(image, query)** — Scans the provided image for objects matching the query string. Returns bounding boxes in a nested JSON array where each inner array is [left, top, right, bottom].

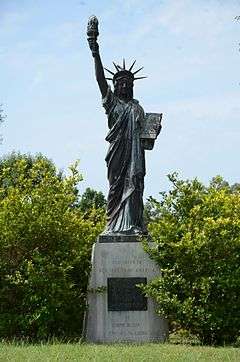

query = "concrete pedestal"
[[85, 235, 168, 343]]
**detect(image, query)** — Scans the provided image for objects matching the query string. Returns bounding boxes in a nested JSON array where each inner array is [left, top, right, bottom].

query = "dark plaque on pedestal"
[[107, 277, 147, 311]]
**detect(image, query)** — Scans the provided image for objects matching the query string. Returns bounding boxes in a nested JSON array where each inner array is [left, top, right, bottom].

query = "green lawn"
[[0, 343, 240, 362]]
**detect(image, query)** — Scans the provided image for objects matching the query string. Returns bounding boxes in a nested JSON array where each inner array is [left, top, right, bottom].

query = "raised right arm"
[[88, 38, 108, 99]]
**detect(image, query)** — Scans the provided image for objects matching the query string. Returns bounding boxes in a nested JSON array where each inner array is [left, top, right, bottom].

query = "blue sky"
[[0, 0, 240, 198]]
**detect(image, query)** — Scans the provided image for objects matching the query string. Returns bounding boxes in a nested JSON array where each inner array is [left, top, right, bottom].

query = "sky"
[[0, 0, 240, 199]]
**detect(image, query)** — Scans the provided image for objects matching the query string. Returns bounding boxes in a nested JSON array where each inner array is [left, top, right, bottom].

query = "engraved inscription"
[[108, 277, 147, 311], [112, 257, 144, 265], [112, 322, 140, 328], [109, 330, 148, 336], [98, 267, 156, 274]]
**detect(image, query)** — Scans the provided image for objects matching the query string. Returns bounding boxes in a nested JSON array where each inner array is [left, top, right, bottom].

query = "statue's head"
[[113, 72, 134, 101], [104, 59, 146, 101]]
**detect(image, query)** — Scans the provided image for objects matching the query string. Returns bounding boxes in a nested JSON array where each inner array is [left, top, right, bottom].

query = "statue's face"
[[114, 77, 133, 100]]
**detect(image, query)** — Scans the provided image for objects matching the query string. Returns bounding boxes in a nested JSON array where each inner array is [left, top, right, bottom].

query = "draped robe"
[[102, 87, 146, 234]]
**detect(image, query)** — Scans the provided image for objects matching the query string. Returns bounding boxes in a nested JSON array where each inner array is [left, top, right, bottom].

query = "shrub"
[[79, 187, 107, 213], [142, 173, 240, 345], [0, 153, 105, 339], [0, 106, 5, 144]]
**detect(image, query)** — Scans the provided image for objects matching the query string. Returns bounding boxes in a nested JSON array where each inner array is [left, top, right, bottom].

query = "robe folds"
[[102, 87, 146, 234]]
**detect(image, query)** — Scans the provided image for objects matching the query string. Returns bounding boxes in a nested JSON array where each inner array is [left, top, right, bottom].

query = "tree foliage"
[[0, 152, 63, 196], [79, 187, 106, 212], [0, 106, 5, 144], [0, 108, 3, 123], [0, 153, 105, 339], [142, 173, 240, 345]]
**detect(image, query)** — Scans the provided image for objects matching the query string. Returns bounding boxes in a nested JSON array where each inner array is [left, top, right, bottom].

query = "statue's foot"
[[101, 226, 148, 236], [130, 226, 143, 234]]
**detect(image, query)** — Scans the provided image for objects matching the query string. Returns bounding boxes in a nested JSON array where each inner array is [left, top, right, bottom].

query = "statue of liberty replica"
[[87, 16, 162, 236], [85, 16, 167, 343]]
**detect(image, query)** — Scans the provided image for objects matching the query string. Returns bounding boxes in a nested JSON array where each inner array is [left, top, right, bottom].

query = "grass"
[[0, 342, 240, 362]]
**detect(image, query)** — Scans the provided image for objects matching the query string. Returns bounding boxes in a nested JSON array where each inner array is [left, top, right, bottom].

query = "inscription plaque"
[[107, 277, 147, 311]]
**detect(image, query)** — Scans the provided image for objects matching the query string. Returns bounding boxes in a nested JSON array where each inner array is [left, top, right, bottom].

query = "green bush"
[[79, 187, 107, 213], [142, 173, 240, 345], [0, 106, 5, 143], [0, 153, 105, 339]]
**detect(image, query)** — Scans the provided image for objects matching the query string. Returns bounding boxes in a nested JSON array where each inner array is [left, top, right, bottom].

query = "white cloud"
[[130, 0, 239, 41]]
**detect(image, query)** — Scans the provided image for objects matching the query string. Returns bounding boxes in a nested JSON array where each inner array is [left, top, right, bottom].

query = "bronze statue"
[[87, 16, 162, 235]]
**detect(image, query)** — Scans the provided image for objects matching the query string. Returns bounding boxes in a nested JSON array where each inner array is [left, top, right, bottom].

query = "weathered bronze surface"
[[107, 277, 147, 311], [87, 16, 162, 236]]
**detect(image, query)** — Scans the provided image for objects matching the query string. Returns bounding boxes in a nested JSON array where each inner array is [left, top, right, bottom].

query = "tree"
[[142, 173, 240, 345], [79, 187, 106, 212], [0, 152, 64, 197], [231, 183, 240, 193], [144, 197, 161, 226], [0, 106, 5, 144], [0, 153, 105, 339]]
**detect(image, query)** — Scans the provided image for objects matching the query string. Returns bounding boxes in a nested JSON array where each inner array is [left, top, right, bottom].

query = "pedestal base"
[[86, 236, 168, 343]]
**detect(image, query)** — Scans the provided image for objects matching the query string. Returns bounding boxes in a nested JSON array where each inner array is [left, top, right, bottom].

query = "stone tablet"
[[108, 277, 147, 311], [140, 112, 162, 150]]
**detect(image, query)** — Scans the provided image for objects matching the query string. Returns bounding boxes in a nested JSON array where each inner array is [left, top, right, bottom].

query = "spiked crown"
[[104, 59, 147, 84]]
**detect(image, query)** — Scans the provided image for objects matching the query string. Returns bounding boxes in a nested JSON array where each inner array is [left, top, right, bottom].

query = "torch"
[[87, 15, 99, 57]]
